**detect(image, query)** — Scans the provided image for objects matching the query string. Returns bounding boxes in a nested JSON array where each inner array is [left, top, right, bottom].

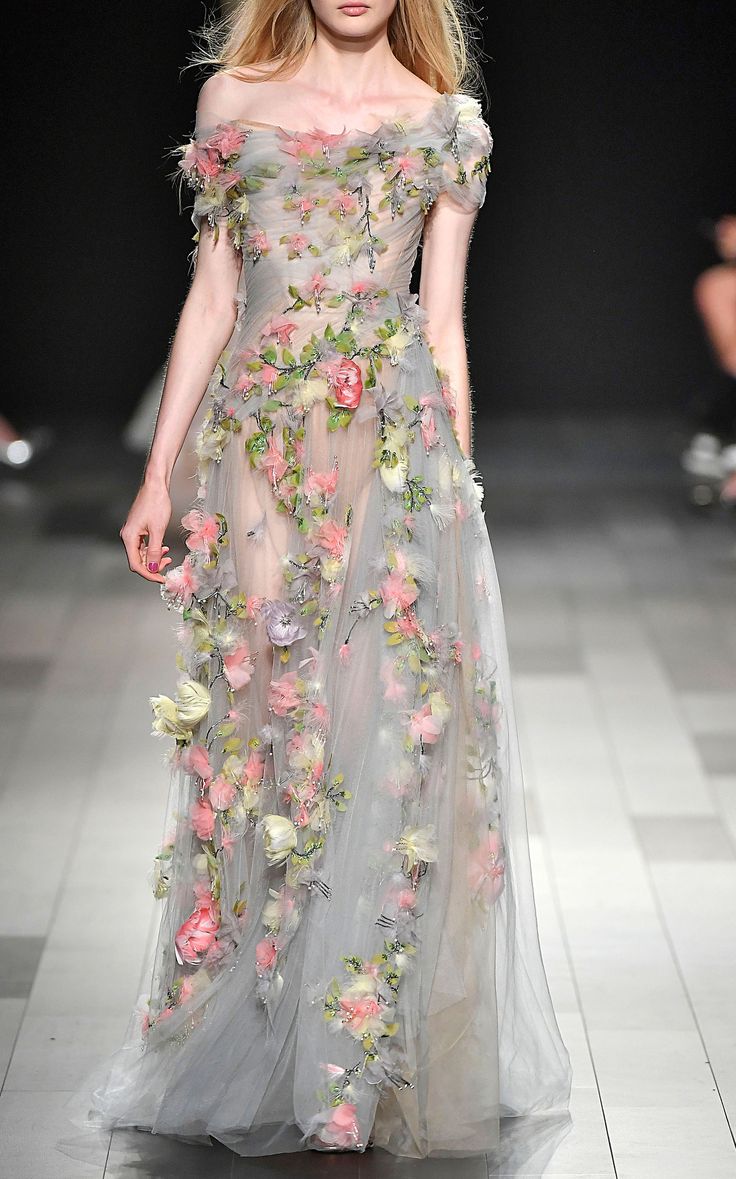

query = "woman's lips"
[[339, 4, 369, 13]]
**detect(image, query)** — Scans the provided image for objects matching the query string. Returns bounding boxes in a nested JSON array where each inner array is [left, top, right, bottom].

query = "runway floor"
[[0, 413, 734, 1178]]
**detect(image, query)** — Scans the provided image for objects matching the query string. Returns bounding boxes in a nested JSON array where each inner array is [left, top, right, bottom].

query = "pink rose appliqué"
[[181, 743, 213, 782], [209, 776, 237, 811], [190, 796, 216, 839], [338, 995, 383, 1034], [328, 358, 363, 410], [255, 938, 277, 973], [174, 883, 220, 965]]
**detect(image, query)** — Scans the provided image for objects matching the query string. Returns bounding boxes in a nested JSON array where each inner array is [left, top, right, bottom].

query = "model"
[[70, 0, 572, 1158]]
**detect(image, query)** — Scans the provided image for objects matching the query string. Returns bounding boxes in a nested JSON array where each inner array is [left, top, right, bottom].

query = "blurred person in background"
[[682, 213, 736, 504]]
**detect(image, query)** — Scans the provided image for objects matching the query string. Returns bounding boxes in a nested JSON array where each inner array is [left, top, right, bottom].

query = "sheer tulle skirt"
[[67, 333, 571, 1158]]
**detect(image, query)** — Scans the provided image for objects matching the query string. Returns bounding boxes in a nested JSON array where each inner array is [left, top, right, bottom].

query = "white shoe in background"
[[681, 432, 725, 479], [720, 443, 736, 474]]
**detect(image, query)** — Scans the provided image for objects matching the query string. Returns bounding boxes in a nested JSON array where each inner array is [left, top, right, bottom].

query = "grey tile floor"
[[0, 413, 734, 1177]]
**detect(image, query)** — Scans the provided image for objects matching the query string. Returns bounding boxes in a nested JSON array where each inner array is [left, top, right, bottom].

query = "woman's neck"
[[293, 25, 403, 109]]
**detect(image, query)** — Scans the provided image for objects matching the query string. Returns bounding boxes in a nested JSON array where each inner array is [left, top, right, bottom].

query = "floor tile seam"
[[528, 701, 619, 1179], [584, 648, 736, 1150]]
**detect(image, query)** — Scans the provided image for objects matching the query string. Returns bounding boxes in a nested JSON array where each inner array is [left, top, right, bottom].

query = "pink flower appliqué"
[[320, 1102, 361, 1149], [180, 142, 221, 180], [327, 357, 363, 410], [209, 776, 237, 812], [408, 703, 444, 745], [268, 672, 302, 716], [255, 938, 277, 973], [379, 567, 418, 619], [260, 315, 298, 346], [260, 435, 289, 484], [223, 645, 254, 691], [309, 272, 330, 296], [440, 380, 458, 420], [207, 123, 247, 159], [174, 883, 220, 966], [420, 406, 438, 451], [396, 887, 417, 910], [330, 191, 358, 218], [394, 612, 421, 639], [286, 232, 310, 256], [190, 796, 216, 840], [220, 829, 238, 861], [313, 518, 349, 559], [304, 467, 339, 498], [259, 363, 280, 388], [468, 829, 506, 905], [280, 129, 346, 161], [164, 559, 199, 607], [294, 802, 311, 828], [182, 743, 213, 782], [181, 509, 219, 553], [305, 701, 330, 732], [243, 749, 266, 786], [246, 228, 271, 258], [338, 995, 383, 1035], [233, 370, 258, 397]]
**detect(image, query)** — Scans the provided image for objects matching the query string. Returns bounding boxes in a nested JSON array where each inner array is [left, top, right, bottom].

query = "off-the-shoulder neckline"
[[205, 91, 480, 142]]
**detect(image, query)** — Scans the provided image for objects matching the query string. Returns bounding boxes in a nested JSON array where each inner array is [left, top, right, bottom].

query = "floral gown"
[[71, 91, 571, 1158]]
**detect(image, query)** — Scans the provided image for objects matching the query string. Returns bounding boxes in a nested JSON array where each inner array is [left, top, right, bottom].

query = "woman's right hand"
[[120, 479, 173, 584]]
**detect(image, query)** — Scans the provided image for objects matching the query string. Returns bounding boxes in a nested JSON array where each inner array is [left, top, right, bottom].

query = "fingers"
[[145, 544, 173, 580], [145, 529, 166, 576], [157, 546, 173, 575], [119, 522, 172, 584]]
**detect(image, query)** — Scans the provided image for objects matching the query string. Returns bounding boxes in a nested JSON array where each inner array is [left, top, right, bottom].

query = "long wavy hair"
[[191, 0, 486, 99]]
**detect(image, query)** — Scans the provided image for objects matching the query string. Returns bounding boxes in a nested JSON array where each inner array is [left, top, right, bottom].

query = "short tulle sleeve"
[[175, 120, 252, 249], [438, 95, 493, 213]]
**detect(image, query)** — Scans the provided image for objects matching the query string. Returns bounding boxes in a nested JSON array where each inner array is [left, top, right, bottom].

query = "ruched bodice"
[[174, 93, 492, 420]]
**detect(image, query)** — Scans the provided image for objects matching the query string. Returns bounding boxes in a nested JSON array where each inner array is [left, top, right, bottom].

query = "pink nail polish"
[[148, 562, 159, 573]]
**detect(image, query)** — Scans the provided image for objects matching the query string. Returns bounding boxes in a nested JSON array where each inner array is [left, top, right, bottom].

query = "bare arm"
[[694, 264, 736, 378], [120, 207, 243, 582], [419, 197, 479, 456]]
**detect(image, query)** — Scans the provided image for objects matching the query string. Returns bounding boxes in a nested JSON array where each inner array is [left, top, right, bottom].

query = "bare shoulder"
[[195, 64, 444, 127], [196, 65, 282, 121], [390, 67, 443, 108]]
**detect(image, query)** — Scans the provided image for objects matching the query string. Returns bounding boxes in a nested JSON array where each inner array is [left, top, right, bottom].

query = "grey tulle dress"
[[68, 90, 572, 1159]]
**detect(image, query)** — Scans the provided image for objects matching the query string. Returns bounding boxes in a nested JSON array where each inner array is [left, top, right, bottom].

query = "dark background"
[[6, 0, 735, 431]]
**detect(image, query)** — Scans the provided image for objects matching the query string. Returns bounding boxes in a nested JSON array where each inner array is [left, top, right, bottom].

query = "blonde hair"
[[191, 0, 486, 99]]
